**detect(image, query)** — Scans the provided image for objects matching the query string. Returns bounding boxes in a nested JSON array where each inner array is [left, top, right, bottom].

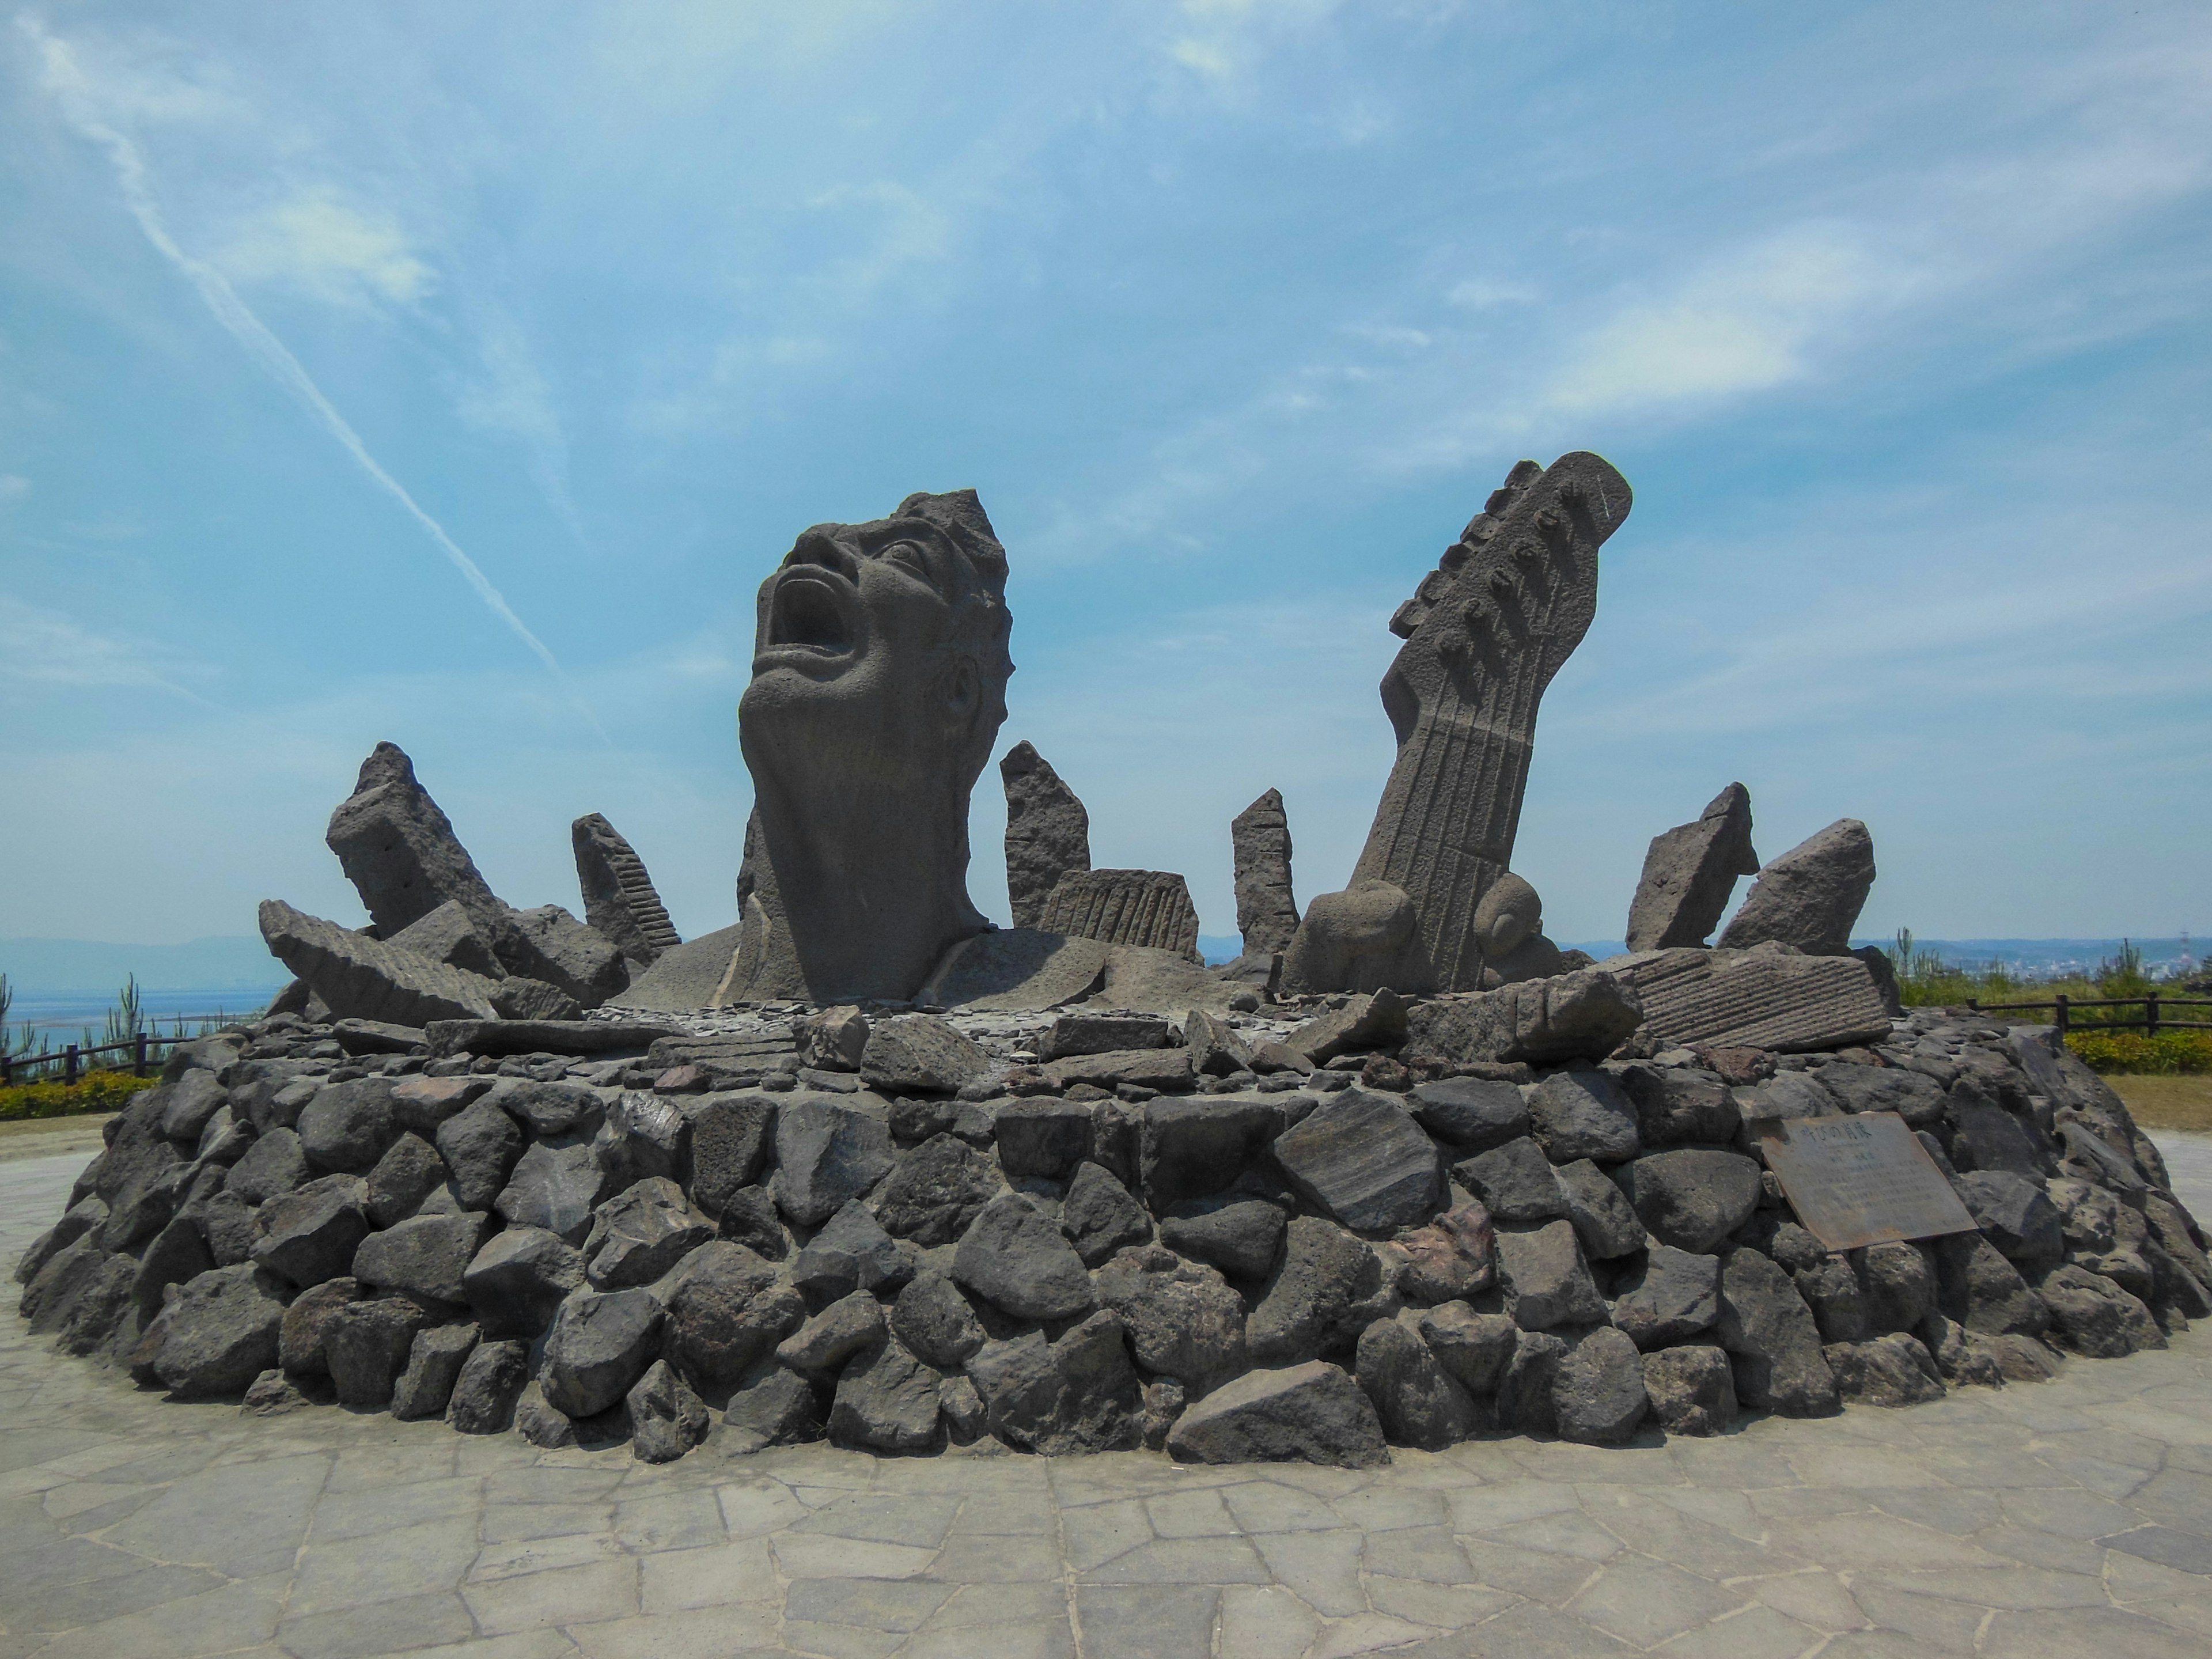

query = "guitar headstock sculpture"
[[1282, 452, 1631, 994]]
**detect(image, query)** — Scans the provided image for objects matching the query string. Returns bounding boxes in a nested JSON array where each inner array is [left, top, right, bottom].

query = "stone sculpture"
[[326, 742, 506, 940], [1286, 453, 1631, 994], [572, 814, 682, 969], [1000, 741, 1090, 930], [1718, 819, 1877, 955], [1625, 783, 1759, 952], [722, 489, 1015, 1004], [1230, 789, 1300, 959], [1034, 869, 1202, 960]]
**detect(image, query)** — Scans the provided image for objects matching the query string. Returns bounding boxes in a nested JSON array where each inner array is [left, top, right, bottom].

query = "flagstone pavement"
[[3, 1137, 2211, 1659]]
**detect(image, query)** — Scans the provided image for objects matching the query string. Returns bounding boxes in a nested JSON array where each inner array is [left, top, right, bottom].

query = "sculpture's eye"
[[883, 540, 933, 582]]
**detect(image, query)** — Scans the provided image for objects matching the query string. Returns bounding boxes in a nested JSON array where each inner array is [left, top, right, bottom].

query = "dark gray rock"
[[388, 897, 507, 980], [941, 1373, 988, 1443], [1283, 991, 1407, 1066], [801, 1005, 870, 1072], [540, 1287, 665, 1418], [791, 1199, 911, 1301], [1716, 1248, 1839, 1416], [434, 1100, 525, 1212], [1141, 1096, 1278, 1210], [15, 1195, 107, 1287], [2037, 1263, 2163, 1357], [1061, 1162, 1153, 1267], [685, 1094, 775, 1218], [1356, 1316, 1476, 1449], [891, 1270, 986, 1369], [953, 1193, 1096, 1321], [715, 1367, 825, 1453], [355, 1210, 491, 1306], [252, 1175, 371, 1289], [1039, 1014, 1173, 1060], [44, 1252, 137, 1357], [366, 1133, 450, 1229], [772, 1098, 896, 1226], [1624, 783, 1759, 952], [1272, 1088, 1441, 1234], [1161, 1198, 1287, 1282], [1855, 1241, 1935, 1334], [994, 1099, 1094, 1178], [1495, 1219, 1607, 1330], [278, 1276, 365, 1376], [1168, 1361, 1387, 1468], [1793, 1256, 1869, 1343], [1002, 741, 1092, 932], [1954, 1171, 2065, 1266], [873, 1132, 1003, 1246], [964, 1310, 1145, 1455], [1612, 1065, 1740, 1147], [586, 1177, 714, 1290], [829, 1336, 942, 1453], [1450, 1138, 1566, 1225], [1038, 1047, 1195, 1094], [148, 1263, 290, 1397], [392, 1322, 479, 1420], [297, 1078, 400, 1174], [861, 1016, 992, 1094], [1948, 1081, 2046, 1175], [490, 1078, 602, 1139], [1248, 1215, 1390, 1363], [1616, 1150, 1762, 1253], [1609, 1245, 1721, 1349], [1184, 1009, 1255, 1079], [1527, 1070, 1640, 1164], [446, 1338, 531, 1433], [161, 1070, 230, 1143], [1641, 1344, 1737, 1435], [1824, 1332, 1944, 1406], [1232, 787, 1301, 959], [629, 1358, 711, 1461], [1604, 946, 1890, 1055], [1393, 1200, 1496, 1302], [259, 899, 500, 1026], [1813, 1063, 1946, 1128], [1416, 1302, 1518, 1395], [240, 1369, 317, 1416], [324, 1297, 432, 1409], [513, 1381, 581, 1448], [324, 741, 505, 937], [1717, 819, 1876, 956], [1554, 1325, 1647, 1444], [389, 1075, 491, 1139], [1400, 971, 1643, 1068], [1495, 1330, 1569, 1433], [1407, 1076, 1529, 1150], [496, 903, 628, 1009], [463, 1226, 586, 1336], [1554, 1160, 1646, 1260], [661, 1241, 805, 1392], [133, 1214, 215, 1313], [1932, 1232, 2051, 1336], [595, 1090, 691, 1187], [776, 1290, 886, 1374], [1036, 868, 1202, 958], [716, 1186, 790, 1261], [1094, 1244, 1248, 1388], [495, 1141, 616, 1245], [489, 972, 584, 1024]]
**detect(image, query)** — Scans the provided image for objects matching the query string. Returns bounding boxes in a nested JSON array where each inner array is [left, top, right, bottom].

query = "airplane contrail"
[[24, 18, 602, 732]]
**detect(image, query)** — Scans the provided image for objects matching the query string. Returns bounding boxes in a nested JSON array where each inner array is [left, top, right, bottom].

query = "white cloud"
[[0, 597, 215, 702], [214, 187, 434, 306], [0, 473, 28, 505], [452, 310, 588, 546]]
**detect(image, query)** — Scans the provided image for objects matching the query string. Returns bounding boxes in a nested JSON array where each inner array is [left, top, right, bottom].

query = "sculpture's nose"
[[784, 527, 860, 582]]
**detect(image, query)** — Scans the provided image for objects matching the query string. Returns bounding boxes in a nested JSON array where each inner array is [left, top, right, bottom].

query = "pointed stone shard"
[[1231, 788, 1300, 959], [1717, 819, 1876, 956], [1624, 783, 1759, 952], [573, 813, 683, 968], [1287, 454, 1631, 993], [1037, 869, 1201, 959], [259, 900, 500, 1027], [325, 742, 506, 938], [1001, 741, 1091, 931]]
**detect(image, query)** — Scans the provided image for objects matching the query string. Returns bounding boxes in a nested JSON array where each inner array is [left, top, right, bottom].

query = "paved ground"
[[4, 1139, 2211, 1659]]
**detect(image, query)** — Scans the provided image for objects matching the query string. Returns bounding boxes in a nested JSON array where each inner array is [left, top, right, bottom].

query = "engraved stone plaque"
[[1753, 1111, 1978, 1252]]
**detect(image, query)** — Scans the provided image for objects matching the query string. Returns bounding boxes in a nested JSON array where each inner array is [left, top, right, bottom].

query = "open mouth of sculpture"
[[766, 570, 857, 661]]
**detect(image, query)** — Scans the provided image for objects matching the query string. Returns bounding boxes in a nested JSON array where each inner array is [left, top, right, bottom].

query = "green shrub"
[[0, 1070, 162, 1123], [2067, 1031, 2212, 1076]]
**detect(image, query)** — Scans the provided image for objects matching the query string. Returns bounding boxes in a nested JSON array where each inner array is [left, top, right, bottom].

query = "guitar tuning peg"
[[1535, 506, 1565, 537], [1487, 568, 1514, 596], [1510, 540, 1540, 566]]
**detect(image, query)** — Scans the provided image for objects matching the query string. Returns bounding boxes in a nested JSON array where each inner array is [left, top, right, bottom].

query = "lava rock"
[[1953, 1171, 2065, 1267], [1355, 1315, 1476, 1449], [1716, 818, 1876, 955], [685, 1094, 776, 1218], [148, 1263, 290, 1397], [1407, 1075, 1530, 1151], [446, 1337, 531, 1433], [366, 1134, 450, 1228], [278, 1276, 366, 1376], [1169, 1359, 1388, 1468], [1185, 1009, 1255, 1078], [1554, 1160, 1647, 1260], [161, 1071, 230, 1143], [1061, 1162, 1153, 1266], [1450, 1137, 1567, 1225], [1159, 1198, 1286, 1282], [1495, 1219, 1607, 1330], [297, 1078, 401, 1174], [539, 1287, 665, 1419], [661, 1240, 804, 1392], [1855, 1241, 1936, 1334], [463, 1226, 586, 1336], [1794, 1255, 1869, 1344], [1824, 1331, 1944, 1406], [952, 1192, 1096, 1321], [891, 1270, 986, 1370], [324, 1297, 432, 1409], [715, 1368, 825, 1454], [133, 1214, 215, 1313], [596, 1090, 691, 1187], [829, 1336, 942, 1453], [777, 1290, 886, 1375], [1039, 1013, 1172, 1060], [994, 1100, 1094, 1179], [495, 1141, 616, 1245], [1932, 1232, 2051, 1336], [1284, 991, 1407, 1066], [2036, 1263, 2164, 1358], [192, 1190, 260, 1268], [1094, 1243, 1248, 1389], [434, 1100, 525, 1212], [392, 1322, 479, 1420], [1641, 1344, 1737, 1435], [1716, 1248, 1839, 1416], [791, 1199, 912, 1302], [861, 1015, 992, 1094], [629, 1358, 711, 1462], [1272, 1088, 1442, 1234], [1141, 1096, 1278, 1210], [586, 1177, 714, 1290], [872, 1132, 1004, 1246], [1609, 1245, 1721, 1349], [252, 1175, 372, 1289], [1554, 1326, 1647, 1444], [964, 1310, 1145, 1455], [1039, 1048, 1196, 1094], [772, 1098, 896, 1227], [1616, 1150, 1762, 1253], [1812, 1062, 1946, 1128], [1495, 1330, 1569, 1433], [490, 1078, 602, 1139], [355, 1210, 490, 1306], [14, 1195, 108, 1286], [1248, 1215, 1392, 1363], [1526, 1070, 1641, 1164], [1612, 1065, 1741, 1147], [1416, 1302, 1518, 1395], [225, 1128, 310, 1206], [1393, 1200, 1497, 1303]]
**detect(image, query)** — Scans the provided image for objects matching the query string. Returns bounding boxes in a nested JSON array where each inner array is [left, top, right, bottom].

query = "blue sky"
[[3, 1, 2208, 953]]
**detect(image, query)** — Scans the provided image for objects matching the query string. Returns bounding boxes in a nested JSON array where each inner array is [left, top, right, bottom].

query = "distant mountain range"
[[1200, 935, 2203, 976]]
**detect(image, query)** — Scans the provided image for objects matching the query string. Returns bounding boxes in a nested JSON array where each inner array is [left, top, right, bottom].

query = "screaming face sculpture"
[[728, 489, 1014, 1003]]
